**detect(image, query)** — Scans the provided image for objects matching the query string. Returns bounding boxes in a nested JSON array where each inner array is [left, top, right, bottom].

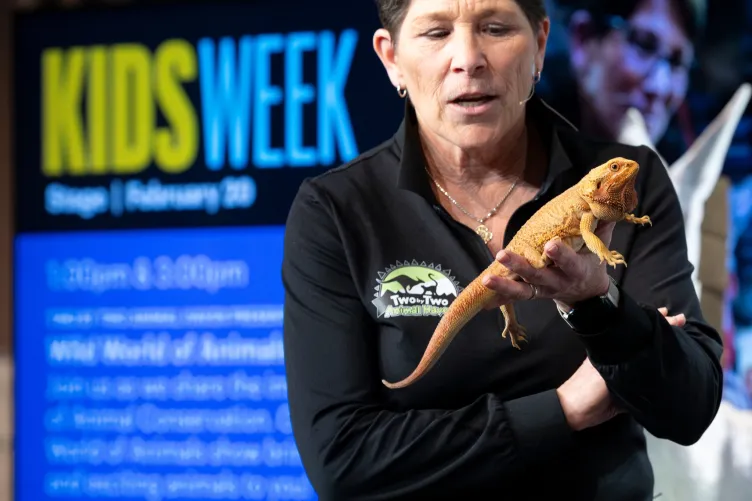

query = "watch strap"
[[558, 275, 621, 335]]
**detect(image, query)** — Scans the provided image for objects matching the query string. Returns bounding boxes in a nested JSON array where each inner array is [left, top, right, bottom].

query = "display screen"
[[12, 1, 408, 498], [14, 226, 313, 499], [14, 0, 752, 499]]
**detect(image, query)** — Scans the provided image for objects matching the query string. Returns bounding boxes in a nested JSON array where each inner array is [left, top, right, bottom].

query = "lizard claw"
[[502, 323, 528, 349], [599, 250, 627, 268], [625, 214, 652, 226]]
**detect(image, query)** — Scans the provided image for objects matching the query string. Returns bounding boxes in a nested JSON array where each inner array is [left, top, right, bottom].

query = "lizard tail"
[[381, 276, 498, 389]]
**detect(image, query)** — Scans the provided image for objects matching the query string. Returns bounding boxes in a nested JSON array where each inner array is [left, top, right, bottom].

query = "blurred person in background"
[[542, 0, 705, 145]]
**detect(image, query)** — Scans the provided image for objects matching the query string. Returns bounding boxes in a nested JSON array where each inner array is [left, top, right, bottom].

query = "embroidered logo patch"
[[371, 260, 463, 318]]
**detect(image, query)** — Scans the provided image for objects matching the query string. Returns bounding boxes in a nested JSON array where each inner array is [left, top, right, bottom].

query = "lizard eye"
[[610, 163, 619, 171]]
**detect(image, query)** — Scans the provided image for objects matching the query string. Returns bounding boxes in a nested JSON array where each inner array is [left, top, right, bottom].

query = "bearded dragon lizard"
[[382, 157, 652, 390]]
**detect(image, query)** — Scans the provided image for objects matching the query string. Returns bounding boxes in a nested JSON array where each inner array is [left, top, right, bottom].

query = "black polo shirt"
[[281, 95, 723, 500]]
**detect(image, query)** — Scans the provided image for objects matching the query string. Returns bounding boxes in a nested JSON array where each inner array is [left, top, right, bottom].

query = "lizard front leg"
[[581, 212, 627, 268], [624, 213, 652, 226]]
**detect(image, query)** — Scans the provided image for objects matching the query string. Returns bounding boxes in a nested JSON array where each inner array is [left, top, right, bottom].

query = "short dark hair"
[[557, 0, 706, 43], [374, 0, 548, 41]]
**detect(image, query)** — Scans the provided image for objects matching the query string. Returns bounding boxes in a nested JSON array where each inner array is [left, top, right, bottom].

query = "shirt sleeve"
[[574, 145, 724, 446], [281, 178, 576, 500]]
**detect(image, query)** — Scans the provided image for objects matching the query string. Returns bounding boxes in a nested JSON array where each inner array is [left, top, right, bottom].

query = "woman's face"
[[569, 0, 694, 142], [373, 0, 549, 151]]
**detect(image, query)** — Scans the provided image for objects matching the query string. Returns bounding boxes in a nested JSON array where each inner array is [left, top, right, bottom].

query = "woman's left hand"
[[483, 220, 617, 309], [659, 307, 686, 327]]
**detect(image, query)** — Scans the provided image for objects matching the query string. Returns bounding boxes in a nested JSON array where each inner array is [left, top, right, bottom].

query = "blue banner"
[[14, 226, 314, 500]]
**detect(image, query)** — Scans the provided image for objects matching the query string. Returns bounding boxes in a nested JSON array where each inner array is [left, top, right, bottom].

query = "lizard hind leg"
[[496, 241, 548, 350], [500, 303, 528, 349]]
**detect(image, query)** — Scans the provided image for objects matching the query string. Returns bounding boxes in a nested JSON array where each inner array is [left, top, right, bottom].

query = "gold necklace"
[[427, 168, 520, 244]]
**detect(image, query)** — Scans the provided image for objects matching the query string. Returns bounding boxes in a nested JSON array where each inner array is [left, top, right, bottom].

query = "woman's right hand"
[[557, 306, 685, 431]]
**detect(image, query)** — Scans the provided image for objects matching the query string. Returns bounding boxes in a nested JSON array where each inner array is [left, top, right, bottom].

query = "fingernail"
[[497, 251, 510, 264], [546, 242, 558, 255]]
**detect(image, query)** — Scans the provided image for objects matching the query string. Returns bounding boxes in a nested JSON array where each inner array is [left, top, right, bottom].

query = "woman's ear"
[[373, 28, 403, 89], [534, 17, 550, 74]]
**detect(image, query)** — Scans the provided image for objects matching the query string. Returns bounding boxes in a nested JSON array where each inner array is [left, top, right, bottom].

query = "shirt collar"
[[393, 94, 577, 201]]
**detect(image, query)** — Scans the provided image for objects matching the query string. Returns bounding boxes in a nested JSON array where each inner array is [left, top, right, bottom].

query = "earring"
[[396, 84, 407, 98], [519, 67, 541, 105]]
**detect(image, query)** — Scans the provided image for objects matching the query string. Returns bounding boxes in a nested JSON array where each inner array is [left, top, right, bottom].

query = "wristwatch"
[[557, 275, 621, 335]]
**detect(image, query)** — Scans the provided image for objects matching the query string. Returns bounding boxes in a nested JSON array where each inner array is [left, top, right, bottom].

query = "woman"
[[281, 0, 723, 499]]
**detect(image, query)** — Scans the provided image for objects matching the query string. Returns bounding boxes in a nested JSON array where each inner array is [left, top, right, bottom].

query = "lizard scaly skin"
[[382, 157, 652, 390]]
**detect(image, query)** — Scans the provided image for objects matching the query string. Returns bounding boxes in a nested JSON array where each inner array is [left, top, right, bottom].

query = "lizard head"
[[579, 157, 640, 220]]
